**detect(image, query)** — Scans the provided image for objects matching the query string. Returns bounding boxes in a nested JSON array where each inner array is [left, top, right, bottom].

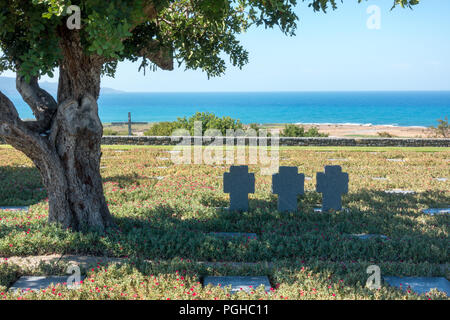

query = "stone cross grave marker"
[[224, 166, 255, 211], [316, 165, 348, 211], [272, 166, 304, 212]]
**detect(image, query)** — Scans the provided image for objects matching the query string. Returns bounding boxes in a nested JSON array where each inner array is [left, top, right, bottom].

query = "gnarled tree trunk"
[[0, 30, 113, 231]]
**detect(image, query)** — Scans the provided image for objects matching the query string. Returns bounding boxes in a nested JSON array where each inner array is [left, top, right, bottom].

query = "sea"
[[11, 91, 450, 127]]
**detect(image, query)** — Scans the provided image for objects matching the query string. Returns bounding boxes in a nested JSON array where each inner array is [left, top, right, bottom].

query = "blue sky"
[[5, 0, 450, 92]]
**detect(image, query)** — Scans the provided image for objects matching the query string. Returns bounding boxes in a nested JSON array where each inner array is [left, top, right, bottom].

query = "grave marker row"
[[223, 165, 349, 212]]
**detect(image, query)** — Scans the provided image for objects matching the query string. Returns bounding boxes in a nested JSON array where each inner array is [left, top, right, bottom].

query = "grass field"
[[0, 145, 449, 300]]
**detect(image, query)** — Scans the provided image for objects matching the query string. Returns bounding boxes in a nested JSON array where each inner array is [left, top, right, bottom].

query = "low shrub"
[[429, 117, 449, 138], [144, 112, 243, 136], [281, 124, 328, 137], [103, 129, 126, 136], [377, 132, 395, 138]]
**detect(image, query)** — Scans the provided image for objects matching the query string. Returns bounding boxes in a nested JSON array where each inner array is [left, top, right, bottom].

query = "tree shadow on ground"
[[0, 165, 46, 206], [1, 185, 448, 268]]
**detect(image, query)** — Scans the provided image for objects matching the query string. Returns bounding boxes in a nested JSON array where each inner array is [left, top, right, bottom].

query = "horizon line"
[[100, 90, 450, 94]]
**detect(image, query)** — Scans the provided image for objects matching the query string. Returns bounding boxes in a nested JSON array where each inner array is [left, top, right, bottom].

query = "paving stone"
[[387, 159, 405, 162], [201, 261, 274, 269], [422, 208, 450, 215], [59, 255, 124, 269], [314, 207, 348, 213], [1, 254, 62, 269], [157, 157, 170, 161], [372, 177, 388, 181], [157, 166, 168, 169], [305, 176, 312, 181], [208, 232, 257, 240], [203, 276, 271, 294], [9, 276, 86, 292], [213, 207, 230, 211], [434, 177, 448, 182], [0, 206, 28, 211], [349, 233, 388, 240], [384, 189, 415, 194], [384, 276, 450, 295]]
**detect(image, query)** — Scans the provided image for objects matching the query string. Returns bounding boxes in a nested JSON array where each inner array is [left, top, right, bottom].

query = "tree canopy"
[[0, 0, 419, 82]]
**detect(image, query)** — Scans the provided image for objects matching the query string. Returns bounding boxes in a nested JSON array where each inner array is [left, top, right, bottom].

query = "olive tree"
[[0, 0, 418, 231]]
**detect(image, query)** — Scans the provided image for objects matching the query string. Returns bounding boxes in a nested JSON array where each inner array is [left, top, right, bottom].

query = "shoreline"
[[103, 122, 435, 138], [288, 123, 431, 138]]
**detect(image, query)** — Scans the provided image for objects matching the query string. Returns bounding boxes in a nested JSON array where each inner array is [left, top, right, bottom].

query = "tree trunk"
[[0, 30, 113, 232], [44, 94, 113, 231]]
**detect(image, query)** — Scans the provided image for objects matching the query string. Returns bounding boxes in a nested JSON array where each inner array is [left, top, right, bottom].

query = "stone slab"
[[434, 178, 448, 182], [422, 208, 450, 215], [384, 189, 415, 194], [387, 158, 405, 162], [157, 157, 170, 161], [1, 254, 62, 269], [59, 255, 124, 269], [0, 206, 28, 211], [349, 233, 388, 240], [372, 177, 389, 181], [9, 276, 85, 292], [203, 276, 271, 294], [314, 207, 348, 213], [384, 276, 450, 296], [214, 207, 230, 211], [208, 232, 257, 240]]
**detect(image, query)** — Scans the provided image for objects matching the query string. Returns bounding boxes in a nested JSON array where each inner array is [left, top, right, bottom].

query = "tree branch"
[[0, 90, 49, 158], [16, 75, 57, 132], [139, 39, 174, 71]]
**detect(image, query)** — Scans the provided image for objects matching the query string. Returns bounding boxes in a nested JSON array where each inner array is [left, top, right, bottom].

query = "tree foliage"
[[0, 0, 420, 81]]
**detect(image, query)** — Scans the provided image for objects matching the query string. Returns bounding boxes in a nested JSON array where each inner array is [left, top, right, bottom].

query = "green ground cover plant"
[[0, 145, 448, 300]]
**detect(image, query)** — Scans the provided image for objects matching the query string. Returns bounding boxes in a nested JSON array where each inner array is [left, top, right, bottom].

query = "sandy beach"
[[104, 122, 435, 138], [294, 123, 432, 138]]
